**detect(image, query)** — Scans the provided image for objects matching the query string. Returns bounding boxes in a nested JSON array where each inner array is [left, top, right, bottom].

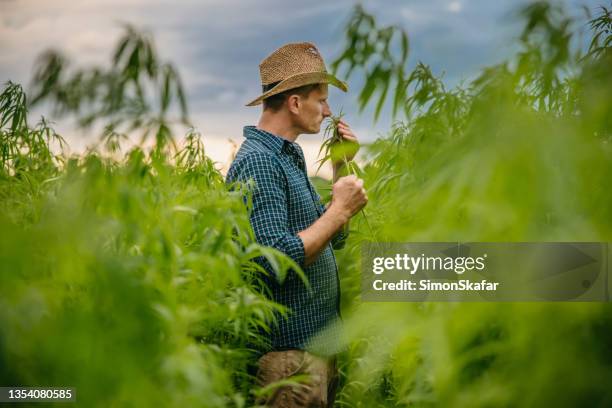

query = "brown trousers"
[[255, 350, 338, 408]]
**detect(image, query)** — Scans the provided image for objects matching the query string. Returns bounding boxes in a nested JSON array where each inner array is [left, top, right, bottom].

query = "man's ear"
[[287, 94, 301, 115]]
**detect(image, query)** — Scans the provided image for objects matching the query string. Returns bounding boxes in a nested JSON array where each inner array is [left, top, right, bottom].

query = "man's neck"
[[257, 111, 300, 143]]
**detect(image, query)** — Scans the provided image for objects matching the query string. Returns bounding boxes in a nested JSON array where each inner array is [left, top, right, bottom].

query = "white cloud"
[[448, 1, 463, 13]]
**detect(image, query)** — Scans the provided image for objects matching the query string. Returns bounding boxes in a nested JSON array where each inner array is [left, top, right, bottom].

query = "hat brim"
[[246, 71, 348, 107]]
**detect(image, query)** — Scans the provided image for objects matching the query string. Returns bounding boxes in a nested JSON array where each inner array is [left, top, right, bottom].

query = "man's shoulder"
[[232, 147, 280, 169], [227, 143, 282, 181], [236, 138, 276, 159]]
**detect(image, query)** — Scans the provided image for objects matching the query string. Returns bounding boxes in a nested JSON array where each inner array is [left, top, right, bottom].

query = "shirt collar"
[[243, 126, 304, 159]]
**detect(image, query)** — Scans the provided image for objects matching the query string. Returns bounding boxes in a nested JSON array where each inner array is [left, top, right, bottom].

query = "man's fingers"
[[337, 124, 359, 142], [337, 174, 357, 184], [337, 127, 356, 139]]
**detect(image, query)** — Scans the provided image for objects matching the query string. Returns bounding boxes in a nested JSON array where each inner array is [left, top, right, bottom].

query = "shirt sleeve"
[[232, 152, 305, 269]]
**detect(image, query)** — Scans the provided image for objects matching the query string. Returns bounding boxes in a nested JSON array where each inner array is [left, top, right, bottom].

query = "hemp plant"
[[317, 110, 376, 237], [317, 110, 359, 177]]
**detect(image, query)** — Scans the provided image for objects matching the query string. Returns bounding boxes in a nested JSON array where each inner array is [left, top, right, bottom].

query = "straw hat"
[[246, 42, 348, 107]]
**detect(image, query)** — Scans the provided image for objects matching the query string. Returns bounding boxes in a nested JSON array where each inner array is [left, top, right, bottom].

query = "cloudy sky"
[[0, 0, 601, 175]]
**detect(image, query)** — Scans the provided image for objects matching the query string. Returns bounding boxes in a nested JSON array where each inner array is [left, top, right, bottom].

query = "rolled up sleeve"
[[233, 152, 305, 268]]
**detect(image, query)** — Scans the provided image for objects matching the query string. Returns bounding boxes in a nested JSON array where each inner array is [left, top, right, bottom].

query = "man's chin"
[[302, 127, 320, 135], [300, 123, 322, 134]]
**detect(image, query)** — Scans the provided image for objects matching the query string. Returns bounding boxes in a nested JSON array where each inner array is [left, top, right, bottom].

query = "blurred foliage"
[[331, 5, 410, 122], [29, 24, 190, 151], [331, 2, 612, 407]]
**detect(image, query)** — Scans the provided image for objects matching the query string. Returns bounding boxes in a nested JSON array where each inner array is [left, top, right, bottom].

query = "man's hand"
[[329, 175, 368, 219], [298, 174, 366, 266], [330, 120, 360, 167], [336, 119, 359, 159]]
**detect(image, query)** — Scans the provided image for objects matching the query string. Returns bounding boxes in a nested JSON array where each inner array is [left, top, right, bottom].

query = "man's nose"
[[323, 104, 332, 117]]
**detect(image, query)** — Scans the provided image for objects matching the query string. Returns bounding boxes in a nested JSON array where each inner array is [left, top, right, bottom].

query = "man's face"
[[293, 84, 331, 134]]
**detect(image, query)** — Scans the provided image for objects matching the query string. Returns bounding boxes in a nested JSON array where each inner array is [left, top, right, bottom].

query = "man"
[[226, 42, 367, 407]]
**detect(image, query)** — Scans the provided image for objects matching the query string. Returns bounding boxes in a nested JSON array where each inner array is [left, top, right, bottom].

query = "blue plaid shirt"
[[226, 126, 347, 356]]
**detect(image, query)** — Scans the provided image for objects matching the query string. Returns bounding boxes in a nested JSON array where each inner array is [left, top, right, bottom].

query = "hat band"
[[262, 81, 281, 93]]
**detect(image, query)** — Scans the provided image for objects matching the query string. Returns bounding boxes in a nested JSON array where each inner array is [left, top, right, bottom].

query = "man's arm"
[[319, 161, 351, 251], [298, 175, 367, 266]]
